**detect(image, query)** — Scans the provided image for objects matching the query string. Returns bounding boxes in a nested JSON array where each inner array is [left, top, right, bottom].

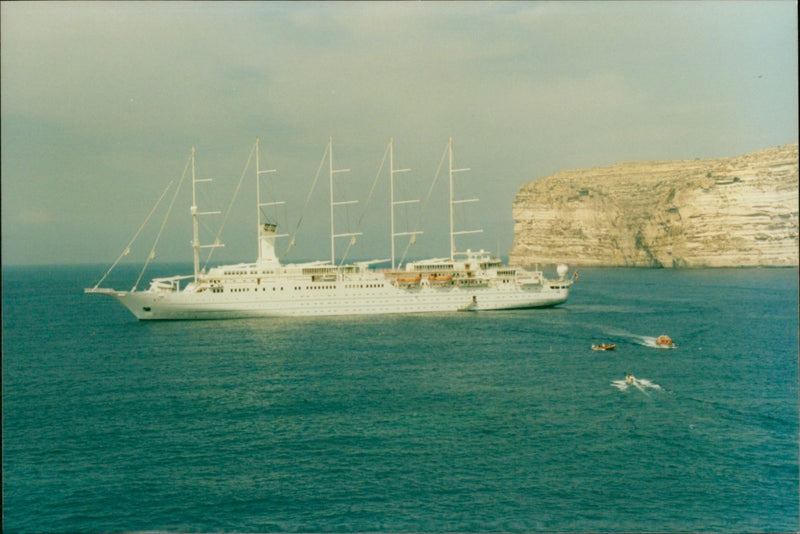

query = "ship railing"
[[355, 259, 390, 272], [149, 275, 193, 293], [545, 278, 574, 289], [517, 270, 544, 285]]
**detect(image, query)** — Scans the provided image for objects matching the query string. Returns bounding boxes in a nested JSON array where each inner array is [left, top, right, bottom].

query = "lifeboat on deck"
[[395, 275, 422, 288]]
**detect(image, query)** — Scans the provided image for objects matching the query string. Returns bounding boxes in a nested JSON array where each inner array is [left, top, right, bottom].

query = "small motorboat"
[[655, 335, 675, 349], [625, 374, 635, 384], [591, 343, 617, 351]]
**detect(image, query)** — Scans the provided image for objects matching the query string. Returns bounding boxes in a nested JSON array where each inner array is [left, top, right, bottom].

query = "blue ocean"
[[2, 265, 798, 533]]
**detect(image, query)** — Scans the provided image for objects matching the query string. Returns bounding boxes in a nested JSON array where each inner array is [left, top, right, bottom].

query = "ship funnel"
[[258, 223, 279, 264]]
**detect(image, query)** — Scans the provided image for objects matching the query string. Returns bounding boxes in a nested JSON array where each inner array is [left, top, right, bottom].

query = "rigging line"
[[133, 154, 192, 291], [92, 179, 175, 289], [202, 142, 257, 269], [398, 142, 448, 266], [339, 142, 391, 266], [285, 143, 329, 256]]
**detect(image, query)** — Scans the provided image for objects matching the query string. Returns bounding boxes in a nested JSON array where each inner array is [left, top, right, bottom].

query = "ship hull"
[[106, 283, 570, 320]]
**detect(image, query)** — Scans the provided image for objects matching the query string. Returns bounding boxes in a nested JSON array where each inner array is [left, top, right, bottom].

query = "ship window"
[[143, 307, 151, 312]]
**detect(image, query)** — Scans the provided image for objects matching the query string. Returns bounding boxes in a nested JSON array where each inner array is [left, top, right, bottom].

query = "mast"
[[390, 139, 395, 267], [189, 147, 222, 282], [448, 137, 479, 259], [329, 138, 336, 263], [448, 139, 454, 259], [255, 138, 284, 264], [190, 148, 201, 281], [328, 137, 359, 264], [389, 138, 420, 270]]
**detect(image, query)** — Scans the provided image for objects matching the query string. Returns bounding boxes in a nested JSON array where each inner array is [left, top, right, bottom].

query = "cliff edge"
[[510, 143, 798, 267]]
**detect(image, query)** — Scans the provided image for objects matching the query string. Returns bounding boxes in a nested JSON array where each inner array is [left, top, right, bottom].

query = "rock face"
[[510, 143, 799, 268]]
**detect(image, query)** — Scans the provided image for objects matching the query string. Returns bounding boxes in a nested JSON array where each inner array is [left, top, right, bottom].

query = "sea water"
[[2, 265, 798, 533]]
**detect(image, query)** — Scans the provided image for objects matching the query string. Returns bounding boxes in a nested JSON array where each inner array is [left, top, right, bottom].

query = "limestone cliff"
[[510, 143, 799, 267]]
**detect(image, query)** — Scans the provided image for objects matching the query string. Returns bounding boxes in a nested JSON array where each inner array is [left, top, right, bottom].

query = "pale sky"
[[2, 1, 797, 266]]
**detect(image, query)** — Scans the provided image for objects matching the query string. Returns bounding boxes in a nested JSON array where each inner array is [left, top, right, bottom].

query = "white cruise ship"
[[86, 138, 573, 320]]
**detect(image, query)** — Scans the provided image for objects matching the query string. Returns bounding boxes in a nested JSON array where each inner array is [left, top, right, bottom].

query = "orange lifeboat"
[[655, 335, 675, 348]]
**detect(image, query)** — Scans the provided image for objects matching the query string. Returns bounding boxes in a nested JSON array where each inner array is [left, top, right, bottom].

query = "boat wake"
[[604, 328, 672, 349], [611, 376, 662, 395], [638, 336, 664, 349]]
